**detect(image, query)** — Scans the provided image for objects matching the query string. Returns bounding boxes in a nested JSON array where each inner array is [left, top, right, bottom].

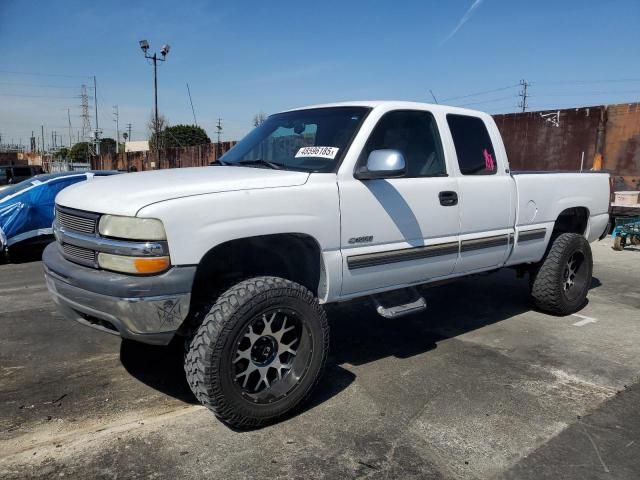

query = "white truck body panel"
[[57, 166, 310, 217], [507, 172, 611, 266], [54, 101, 611, 304]]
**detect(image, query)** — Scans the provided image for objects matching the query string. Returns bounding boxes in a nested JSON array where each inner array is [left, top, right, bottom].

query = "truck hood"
[[56, 166, 310, 216]]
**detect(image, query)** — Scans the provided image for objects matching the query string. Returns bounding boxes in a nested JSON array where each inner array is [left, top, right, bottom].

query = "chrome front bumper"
[[43, 243, 195, 345]]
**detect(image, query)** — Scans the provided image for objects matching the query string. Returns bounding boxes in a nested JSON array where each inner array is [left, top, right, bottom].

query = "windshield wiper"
[[236, 159, 284, 170]]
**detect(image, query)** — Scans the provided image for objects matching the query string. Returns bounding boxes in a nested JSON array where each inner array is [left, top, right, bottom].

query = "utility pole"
[[93, 75, 101, 155], [41, 125, 45, 154], [113, 105, 119, 154], [518, 79, 529, 112], [216, 118, 223, 159], [126, 123, 132, 141], [67, 109, 72, 148]]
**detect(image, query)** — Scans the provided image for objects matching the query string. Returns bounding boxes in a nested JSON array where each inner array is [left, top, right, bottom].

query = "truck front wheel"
[[184, 276, 329, 428], [529, 233, 593, 315]]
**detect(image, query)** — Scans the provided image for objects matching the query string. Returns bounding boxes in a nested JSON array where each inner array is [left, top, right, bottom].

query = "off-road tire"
[[184, 276, 329, 429], [530, 233, 593, 315], [631, 235, 640, 246]]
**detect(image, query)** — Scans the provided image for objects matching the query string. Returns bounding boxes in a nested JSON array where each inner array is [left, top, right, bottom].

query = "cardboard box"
[[614, 191, 640, 206]]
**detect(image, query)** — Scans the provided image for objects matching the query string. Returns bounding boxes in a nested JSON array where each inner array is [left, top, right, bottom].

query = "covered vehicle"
[[0, 165, 44, 190], [0, 171, 118, 255]]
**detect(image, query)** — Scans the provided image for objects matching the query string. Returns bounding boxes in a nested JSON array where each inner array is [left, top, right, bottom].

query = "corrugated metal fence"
[[494, 102, 640, 191], [91, 142, 236, 172]]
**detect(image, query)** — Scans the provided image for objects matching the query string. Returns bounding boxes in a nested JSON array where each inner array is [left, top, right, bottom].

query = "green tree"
[[100, 138, 117, 154], [57, 147, 70, 159], [69, 142, 92, 161], [158, 124, 211, 149]]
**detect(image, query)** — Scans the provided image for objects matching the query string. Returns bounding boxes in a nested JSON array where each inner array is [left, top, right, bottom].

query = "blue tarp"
[[0, 174, 90, 248]]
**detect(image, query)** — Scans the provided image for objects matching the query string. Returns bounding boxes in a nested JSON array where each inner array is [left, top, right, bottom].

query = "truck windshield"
[[220, 107, 370, 173]]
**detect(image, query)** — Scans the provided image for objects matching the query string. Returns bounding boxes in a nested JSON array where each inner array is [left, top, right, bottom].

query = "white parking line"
[[572, 314, 598, 327]]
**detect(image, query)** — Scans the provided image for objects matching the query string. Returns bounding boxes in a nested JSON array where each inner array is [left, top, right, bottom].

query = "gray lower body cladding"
[[43, 243, 196, 345]]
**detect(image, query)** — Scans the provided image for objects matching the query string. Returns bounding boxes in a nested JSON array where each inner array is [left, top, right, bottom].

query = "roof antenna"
[[429, 90, 439, 104]]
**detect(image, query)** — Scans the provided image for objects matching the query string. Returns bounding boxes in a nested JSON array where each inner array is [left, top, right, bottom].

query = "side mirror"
[[354, 149, 406, 180]]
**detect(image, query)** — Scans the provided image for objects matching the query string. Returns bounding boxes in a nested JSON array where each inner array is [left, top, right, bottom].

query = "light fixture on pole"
[[138, 39, 170, 167]]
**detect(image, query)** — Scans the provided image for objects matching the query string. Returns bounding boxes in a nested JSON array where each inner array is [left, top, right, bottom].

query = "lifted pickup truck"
[[44, 101, 610, 428]]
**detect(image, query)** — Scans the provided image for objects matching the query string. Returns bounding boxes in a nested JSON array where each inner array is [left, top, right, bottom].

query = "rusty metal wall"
[[92, 142, 236, 171], [494, 102, 640, 190], [603, 103, 640, 191], [494, 106, 603, 172]]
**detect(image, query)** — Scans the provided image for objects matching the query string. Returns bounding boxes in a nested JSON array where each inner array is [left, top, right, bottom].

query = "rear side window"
[[447, 114, 497, 175]]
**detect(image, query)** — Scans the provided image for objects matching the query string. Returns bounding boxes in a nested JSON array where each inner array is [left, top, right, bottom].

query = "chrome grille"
[[56, 208, 97, 234], [62, 243, 96, 266]]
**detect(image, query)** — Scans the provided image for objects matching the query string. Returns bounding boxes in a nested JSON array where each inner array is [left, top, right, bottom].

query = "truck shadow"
[[119, 269, 602, 418], [1, 239, 51, 264]]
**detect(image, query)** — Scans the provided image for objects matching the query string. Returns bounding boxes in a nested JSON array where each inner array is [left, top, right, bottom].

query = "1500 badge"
[[348, 236, 374, 244]]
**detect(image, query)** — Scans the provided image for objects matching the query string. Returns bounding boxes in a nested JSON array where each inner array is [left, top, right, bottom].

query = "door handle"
[[438, 191, 458, 206]]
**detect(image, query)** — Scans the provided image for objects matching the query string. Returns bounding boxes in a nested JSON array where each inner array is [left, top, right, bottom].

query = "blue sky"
[[1, 0, 639, 147]]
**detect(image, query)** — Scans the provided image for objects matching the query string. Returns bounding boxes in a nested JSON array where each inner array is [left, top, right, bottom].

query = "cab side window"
[[447, 114, 497, 175], [359, 110, 446, 178]]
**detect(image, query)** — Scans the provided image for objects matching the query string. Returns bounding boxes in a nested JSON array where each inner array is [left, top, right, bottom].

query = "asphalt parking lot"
[[1, 237, 640, 479]]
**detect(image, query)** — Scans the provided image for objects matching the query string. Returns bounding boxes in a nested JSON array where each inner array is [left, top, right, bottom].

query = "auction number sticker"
[[295, 146, 339, 160]]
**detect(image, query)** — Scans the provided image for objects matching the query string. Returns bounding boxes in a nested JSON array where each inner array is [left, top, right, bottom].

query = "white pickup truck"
[[44, 101, 610, 428]]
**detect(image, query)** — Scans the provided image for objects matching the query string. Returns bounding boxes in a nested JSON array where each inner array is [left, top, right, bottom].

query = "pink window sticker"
[[483, 148, 495, 171]]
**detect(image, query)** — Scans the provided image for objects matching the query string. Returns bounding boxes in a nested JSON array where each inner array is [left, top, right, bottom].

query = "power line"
[[533, 78, 640, 86], [0, 93, 77, 98], [441, 79, 640, 105], [0, 81, 79, 88], [0, 70, 89, 78], [441, 84, 519, 102], [457, 95, 516, 107], [528, 90, 640, 97]]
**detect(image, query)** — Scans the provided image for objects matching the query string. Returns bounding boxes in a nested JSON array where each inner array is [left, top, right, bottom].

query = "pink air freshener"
[[483, 148, 495, 171]]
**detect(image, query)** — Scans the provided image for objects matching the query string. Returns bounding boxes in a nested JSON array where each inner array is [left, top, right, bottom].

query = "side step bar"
[[371, 287, 427, 319]]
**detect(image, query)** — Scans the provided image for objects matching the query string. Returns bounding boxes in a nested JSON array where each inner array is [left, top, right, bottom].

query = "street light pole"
[[153, 53, 159, 157], [139, 40, 170, 168]]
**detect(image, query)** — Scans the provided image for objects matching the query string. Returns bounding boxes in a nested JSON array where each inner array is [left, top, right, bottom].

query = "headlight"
[[99, 215, 166, 240], [97, 252, 170, 274]]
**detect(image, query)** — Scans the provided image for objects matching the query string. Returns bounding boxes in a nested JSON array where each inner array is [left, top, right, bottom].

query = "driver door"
[[338, 109, 460, 296]]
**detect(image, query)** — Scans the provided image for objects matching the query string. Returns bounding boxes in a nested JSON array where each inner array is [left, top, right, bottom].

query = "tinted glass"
[[221, 107, 370, 173], [359, 110, 446, 177], [13, 167, 33, 177], [447, 114, 497, 175]]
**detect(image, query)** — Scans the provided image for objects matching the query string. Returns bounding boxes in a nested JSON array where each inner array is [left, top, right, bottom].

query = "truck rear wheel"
[[529, 233, 593, 315], [184, 276, 329, 428]]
